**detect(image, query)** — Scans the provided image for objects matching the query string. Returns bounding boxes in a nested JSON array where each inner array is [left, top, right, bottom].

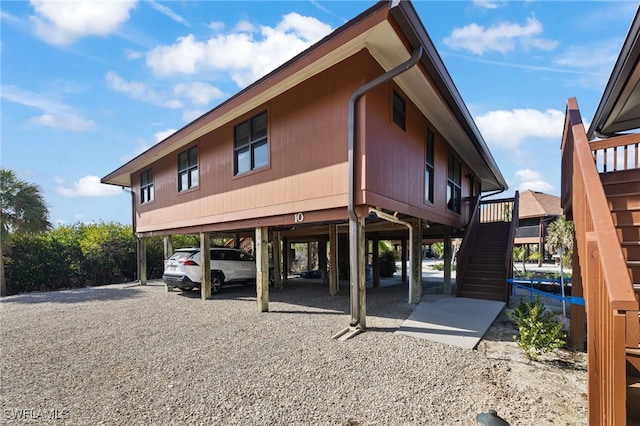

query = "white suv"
[[162, 247, 257, 293]]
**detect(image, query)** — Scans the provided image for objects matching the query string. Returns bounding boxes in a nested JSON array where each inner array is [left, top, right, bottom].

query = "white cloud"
[[146, 0, 189, 26], [126, 49, 143, 60], [173, 81, 224, 106], [475, 108, 564, 150], [473, 0, 500, 9], [145, 12, 333, 87], [443, 16, 558, 55], [514, 169, 555, 193], [119, 139, 152, 162], [29, 0, 136, 46], [208, 21, 225, 32], [182, 109, 206, 123], [105, 71, 182, 108], [233, 19, 256, 33], [1, 84, 95, 131], [56, 175, 123, 197], [29, 113, 95, 131], [154, 128, 176, 142]]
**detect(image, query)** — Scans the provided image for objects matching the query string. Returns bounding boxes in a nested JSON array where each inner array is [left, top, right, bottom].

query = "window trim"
[[140, 168, 154, 204], [425, 128, 435, 204], [178, 146, 198, 192], [447, 152, 462, 214], [234, 111, 269, 176], [392, 90, 406, 131]]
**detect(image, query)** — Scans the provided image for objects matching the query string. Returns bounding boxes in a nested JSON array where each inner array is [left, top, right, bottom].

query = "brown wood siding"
[[134, 50, 371, 233], [361, 56, 472, 229]]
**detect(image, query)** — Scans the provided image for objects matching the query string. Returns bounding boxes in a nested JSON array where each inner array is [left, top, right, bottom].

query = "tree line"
[[0, 167, 200, 296], [4, 223, 198, 295]]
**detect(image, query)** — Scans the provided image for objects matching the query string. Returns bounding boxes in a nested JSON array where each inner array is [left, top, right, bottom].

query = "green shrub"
[[379, 249, 397, 277], [431, 262, 455, 271], [508, 297, 566, 359]]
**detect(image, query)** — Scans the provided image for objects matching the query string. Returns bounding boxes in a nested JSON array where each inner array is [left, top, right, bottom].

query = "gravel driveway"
[[0, 280, 586, 425]]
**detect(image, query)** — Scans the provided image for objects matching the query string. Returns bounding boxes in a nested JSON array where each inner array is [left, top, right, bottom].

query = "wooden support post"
[[282, 237, 289, 283], [319, 238, 328, 286], [329, 224, 339, 296], [256, 227, 269, 312], [306, 242, 312, 270], [138, 237, 147, 286], [349, 218, 366, 328], [569, 235, 586, 350], [233, 232, 240, 249], [372, 234, 380, 288], [200, 232, 211, 300], [273, 231, 283, 289], [410, 219, 422, 303], [401, 237, 407, 283], [163, 235, 173, 260], [443, 226, 452, 295], [538, 217, 544, 267]]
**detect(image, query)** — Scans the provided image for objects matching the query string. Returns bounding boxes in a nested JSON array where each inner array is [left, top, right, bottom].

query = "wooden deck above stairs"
[[455, 195, 518, 303]]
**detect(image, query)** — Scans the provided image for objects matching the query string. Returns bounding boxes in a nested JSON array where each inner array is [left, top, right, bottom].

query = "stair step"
[[616, 223, 640, 228], [606, 191, 640, 198], [629, 376, 640, 421]]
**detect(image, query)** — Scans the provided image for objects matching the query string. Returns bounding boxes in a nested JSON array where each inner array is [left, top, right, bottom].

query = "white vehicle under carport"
[[162, 247, 257, 293]]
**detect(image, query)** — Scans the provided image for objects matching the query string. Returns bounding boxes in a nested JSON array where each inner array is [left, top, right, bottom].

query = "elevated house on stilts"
[[102, 0, 513, 339]]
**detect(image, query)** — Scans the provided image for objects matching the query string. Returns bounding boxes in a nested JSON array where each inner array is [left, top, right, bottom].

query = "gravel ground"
[[0, 279, 586, 425]]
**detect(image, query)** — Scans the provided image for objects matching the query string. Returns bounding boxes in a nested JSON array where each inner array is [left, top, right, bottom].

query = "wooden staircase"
[[602, 169, 640, 424], [457, 221, 511, 301]]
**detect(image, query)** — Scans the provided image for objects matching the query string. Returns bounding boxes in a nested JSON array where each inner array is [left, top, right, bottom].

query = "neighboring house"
[[515, 189, 562, 263], [561, 6, 640, 423], [102, 0, 510, 334]]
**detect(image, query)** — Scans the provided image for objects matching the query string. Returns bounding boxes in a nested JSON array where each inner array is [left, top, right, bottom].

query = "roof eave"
[[389, 0, 507, 192], [588, 6, 640, 140]]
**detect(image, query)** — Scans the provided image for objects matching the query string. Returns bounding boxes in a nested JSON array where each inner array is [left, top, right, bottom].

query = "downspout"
[[368, 208, 415, 303], [346, 46, 423, 329]]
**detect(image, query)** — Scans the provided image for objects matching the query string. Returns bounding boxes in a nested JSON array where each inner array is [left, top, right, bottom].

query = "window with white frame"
[[140, 168, 154, 203]]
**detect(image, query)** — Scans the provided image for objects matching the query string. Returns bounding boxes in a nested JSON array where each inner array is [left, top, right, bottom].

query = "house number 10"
[[294, 212, 304, 223]]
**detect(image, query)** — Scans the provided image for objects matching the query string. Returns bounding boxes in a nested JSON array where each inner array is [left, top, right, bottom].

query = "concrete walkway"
[[396, 295, 505, 349]]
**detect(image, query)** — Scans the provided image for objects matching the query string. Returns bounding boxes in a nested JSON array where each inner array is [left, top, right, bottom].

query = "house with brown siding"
[[102, 0, 510, 336], [515, 189, 562, 264]]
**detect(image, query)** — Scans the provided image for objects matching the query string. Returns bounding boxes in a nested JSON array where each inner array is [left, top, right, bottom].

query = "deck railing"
[[561, 97, 639, 425], [590, 133, 640, 173]]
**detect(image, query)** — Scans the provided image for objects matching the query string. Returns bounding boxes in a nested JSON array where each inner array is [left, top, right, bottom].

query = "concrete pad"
[[396, 295, 505, 349]]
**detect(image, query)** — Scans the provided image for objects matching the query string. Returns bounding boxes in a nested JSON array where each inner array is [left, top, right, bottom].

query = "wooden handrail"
[[562, 97, 639, 425], [455, 195, 480, 297]]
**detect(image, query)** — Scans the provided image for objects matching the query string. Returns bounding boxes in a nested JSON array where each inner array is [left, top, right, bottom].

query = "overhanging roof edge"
[[389, 0, 507, 192], [587, 5, 640, 140]]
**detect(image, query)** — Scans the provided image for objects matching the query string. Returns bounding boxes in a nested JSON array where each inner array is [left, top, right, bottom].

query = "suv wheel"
[[212, 272, 223, 294]]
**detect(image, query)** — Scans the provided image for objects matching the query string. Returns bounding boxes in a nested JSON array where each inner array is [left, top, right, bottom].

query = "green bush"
[[3, 222, 172, 295], [379, 249, 397, 277], [431, 262, 455, 271], [508, 297, 566, 359]]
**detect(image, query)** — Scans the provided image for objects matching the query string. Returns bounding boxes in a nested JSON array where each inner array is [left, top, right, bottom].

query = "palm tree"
[[513, 245, 528, 275], [546, 215, 574, 266], [0, 168, 50, 296]]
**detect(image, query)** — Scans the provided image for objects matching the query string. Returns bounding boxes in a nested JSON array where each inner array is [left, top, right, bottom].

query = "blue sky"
[[1, 0, 637, 226]]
